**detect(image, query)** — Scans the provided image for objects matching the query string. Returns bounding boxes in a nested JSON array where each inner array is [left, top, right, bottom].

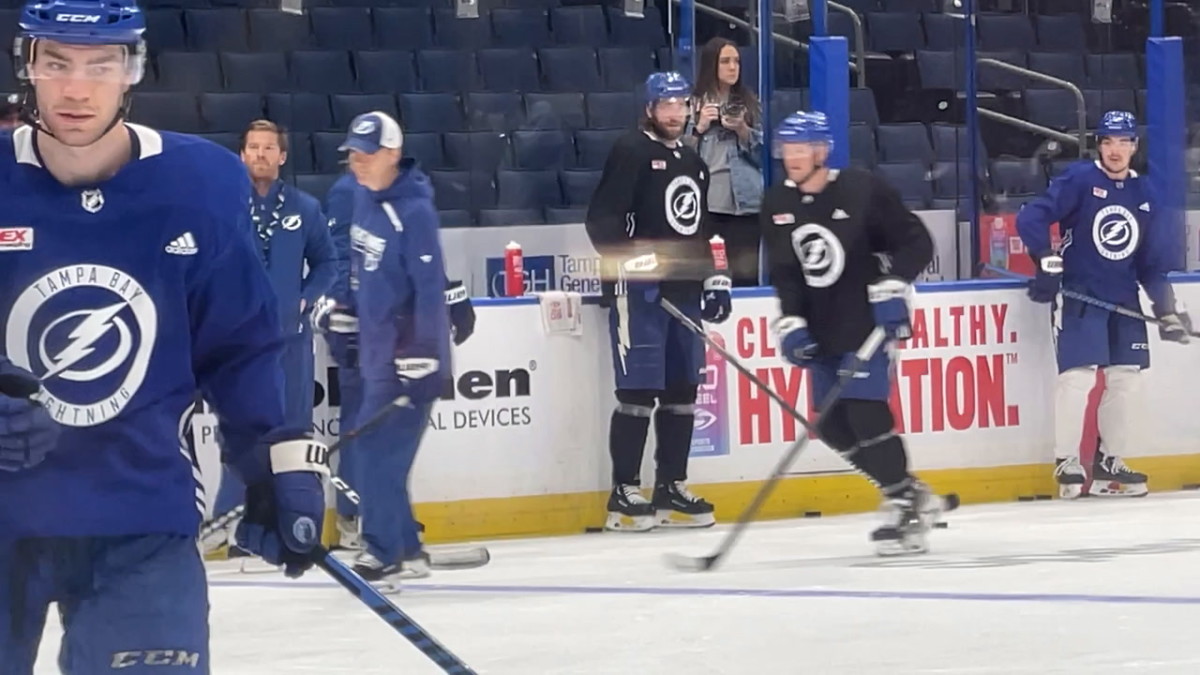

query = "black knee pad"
[[615, 388, 658, 417], [841, 400, 897, 447], [817, 402, 856, 453], [658, 384, 698, 414]]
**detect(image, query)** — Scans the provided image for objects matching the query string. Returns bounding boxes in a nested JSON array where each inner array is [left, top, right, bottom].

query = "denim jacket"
[[684, 119, 765, 216]]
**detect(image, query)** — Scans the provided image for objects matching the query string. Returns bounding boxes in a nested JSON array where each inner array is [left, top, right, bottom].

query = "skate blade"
[[655, 510, 716, 529], [1059, 483, 1085, 500], [239, 558, 283, 575], [874, 534, 929, 557], [605, 512, 655, 532], [1087, 481, 1148, 498]]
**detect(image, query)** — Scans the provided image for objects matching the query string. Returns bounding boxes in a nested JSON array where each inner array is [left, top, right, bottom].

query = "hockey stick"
[[314, 547, 479, 674], [980, 264, 1200, 339], [660, 299, 924, 572]]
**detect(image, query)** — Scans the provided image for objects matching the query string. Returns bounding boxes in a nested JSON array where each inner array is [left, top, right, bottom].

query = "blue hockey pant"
[[809, 345, 896, 404], [335, 365, 365, 518], [1054, 296, 1149, 372], [608, 291, 704, 390], [0, 534, 208, 675]]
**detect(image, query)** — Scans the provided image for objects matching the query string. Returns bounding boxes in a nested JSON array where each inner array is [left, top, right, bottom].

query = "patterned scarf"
[[250, 185, 287, 266]]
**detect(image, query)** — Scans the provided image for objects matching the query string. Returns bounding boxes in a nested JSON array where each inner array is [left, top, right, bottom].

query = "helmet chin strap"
[[19, 83, 129, 146]]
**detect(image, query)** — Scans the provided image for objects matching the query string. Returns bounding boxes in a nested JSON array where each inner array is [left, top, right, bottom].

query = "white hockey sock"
[[1054, 367, 1098, 460], [1097, 365, 1142, 459]]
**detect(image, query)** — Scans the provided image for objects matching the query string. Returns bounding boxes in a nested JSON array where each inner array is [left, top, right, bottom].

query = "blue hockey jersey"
[[0, 124, 298, 538], [1017, 160, 1177, 308], [251, 179, 337, 335], [350, 159, 451, 389]]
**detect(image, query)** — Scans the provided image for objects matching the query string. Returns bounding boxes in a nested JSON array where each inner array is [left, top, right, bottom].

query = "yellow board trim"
[[352, 454, 1200, 546]]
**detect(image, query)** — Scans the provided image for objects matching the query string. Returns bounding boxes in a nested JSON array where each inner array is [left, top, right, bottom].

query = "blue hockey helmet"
[[774, 110, 834, 156], [644, 71, 691, 106], [19, 0, 146, 46], [1095, 110, 1137, 140]]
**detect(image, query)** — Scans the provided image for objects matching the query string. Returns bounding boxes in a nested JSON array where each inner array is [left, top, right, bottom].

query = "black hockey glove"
[[446, 280, 475, 346], [0, 356, 59, 473], [1027, 253, 1062, 304]]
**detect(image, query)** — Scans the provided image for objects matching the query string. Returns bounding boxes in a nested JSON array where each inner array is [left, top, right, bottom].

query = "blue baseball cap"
[[339, 111, 403, 154]]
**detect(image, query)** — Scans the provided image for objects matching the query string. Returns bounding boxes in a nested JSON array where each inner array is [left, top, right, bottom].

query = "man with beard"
[[211, 119, 337, 558], [1017, 110, 1190, 499], [585, 71, 732, 532]]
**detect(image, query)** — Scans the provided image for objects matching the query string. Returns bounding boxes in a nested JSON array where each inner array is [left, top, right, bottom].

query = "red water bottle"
[[709, 235, 729, 272], [504, 241, 524, 297]]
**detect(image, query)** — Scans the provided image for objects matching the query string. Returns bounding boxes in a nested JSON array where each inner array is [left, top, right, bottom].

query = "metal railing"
[[977, 57, 1087, 156], [828, 2, 867, 89]]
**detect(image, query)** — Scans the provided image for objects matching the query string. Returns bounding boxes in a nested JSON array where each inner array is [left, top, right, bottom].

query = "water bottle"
[[989, 217, 1008, 270]]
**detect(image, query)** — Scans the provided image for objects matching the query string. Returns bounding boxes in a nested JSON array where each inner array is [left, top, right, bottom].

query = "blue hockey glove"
[[867, 276, 914, 340], [235, 439, 330, 578], [446, 280, 475, 346], [0, 357, 59, 473], [311, 296, 359, 368], [395, 357, 443, 401], [773, 316, 818, 367], [1153, 301, 1193, 344], [701, 275, 732, 324], [1027, 253, 1062, 304]]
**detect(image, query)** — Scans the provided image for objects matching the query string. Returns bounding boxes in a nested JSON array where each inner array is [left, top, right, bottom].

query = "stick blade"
[[429, 546, 491, 571], [664, 552, 720, 573]]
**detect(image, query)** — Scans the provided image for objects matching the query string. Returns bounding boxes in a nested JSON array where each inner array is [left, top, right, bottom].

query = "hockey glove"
[[773, 316, 818, 367], [700, 275, 732, 324], [395, 357, 443, 401], [311, 296, 359, 368], [235, 438, 330, 578], [867, 277, 914, 340], [0, 357, 59, 473], [1154, 301, 1193, 344], [1027, 253, 1063, 304], [446, 280, 476, 346]]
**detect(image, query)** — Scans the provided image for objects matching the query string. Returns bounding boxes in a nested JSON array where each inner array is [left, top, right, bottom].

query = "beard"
[[650, 118, 684, 142]]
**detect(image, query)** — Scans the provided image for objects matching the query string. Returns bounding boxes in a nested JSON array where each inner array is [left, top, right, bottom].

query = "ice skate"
[[1089, 451, 1148, 497], [335, 515, 363, 551], [1054, 456, 1087, 499], [871, 482, 940, 556], [352, 551, 406, 594], [652, 481, 716, 528], [605, 484, 656, 532]]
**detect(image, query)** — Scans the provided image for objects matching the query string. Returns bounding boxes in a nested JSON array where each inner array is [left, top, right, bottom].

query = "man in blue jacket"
[[213, 119, 338, 542]]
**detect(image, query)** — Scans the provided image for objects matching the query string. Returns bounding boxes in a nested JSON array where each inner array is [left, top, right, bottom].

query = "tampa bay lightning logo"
[[790, 223, 845, 288], [664, 175, 701, 236], [1092, 205, 1140, 261], [292, 517, 317, 546], [5, 265, 158, 427]]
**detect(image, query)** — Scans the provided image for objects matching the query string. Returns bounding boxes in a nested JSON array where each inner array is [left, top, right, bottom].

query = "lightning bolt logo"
[[41, 301, 129, 382]]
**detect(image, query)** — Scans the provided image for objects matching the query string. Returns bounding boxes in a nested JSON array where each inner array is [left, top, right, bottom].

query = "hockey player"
[[325, 111, 450, 589], [211, 119, 337, 534], [316, 170, 476, 551], [761, 111, 939, 555], [1016, 110, 1188, 499], [0, 1, 329, 670], [585, 71, 732, 532]]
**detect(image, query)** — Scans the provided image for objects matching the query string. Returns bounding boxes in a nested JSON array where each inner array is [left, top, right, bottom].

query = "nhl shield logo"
[[80, 189, 104, 213]]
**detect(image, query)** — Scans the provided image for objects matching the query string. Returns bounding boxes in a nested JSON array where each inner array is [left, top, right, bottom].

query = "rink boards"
[[194, 275, 1200, 545]]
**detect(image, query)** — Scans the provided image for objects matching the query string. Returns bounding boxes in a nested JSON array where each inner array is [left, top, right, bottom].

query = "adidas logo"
[[166, 232, 198, 256]]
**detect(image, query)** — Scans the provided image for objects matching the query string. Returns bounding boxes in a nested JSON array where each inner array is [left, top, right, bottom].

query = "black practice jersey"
[[585, 129, 714, 296], [760, 168, 934, 354]]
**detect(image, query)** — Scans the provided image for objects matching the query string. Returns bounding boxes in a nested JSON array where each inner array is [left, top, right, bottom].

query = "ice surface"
[[34, 492, 1200, 674]]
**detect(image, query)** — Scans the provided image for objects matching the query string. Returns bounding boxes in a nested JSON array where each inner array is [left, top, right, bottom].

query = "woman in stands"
[[685, 37, 765, 287]]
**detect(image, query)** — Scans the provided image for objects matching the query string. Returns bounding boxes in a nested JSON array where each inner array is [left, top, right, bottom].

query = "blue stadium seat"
[[443, 131, 511, 171], [511, 130, 574, 170], [916, 50, 966, 90], [867, 12, 925, 53], [491, 9, 552, 48], [770, 89, 806, 127], [1023, 88, 1079, 131], [922, 13, 965, 50], [290, 51, 357, 94], [931, 161, 973, 201], [883, 0, 937, 10], [222, 52, 289, 92], [265, 93, 333, 133], [184, 9, 249, 51], [372, 8, 434, 50], [247, 8, 312, 51], [540, 47, 602, 92], [331, 94, 399, 130], [849, 87, 880, 127], [438, 210, 475, 228], [155, 51, 222, 91], [129, 93, 203, 134], [978, 13, 1035, 53], [287, 133, 315, 174], [465, 92, 525, 131], [550, 6, 608, 47], [586, 92, 638, 128], [560, 169, 601, 206], [496, 169, 562, 209], [403, 132, 446, 170], [575, 128, 623, 169], [1082, 89, 1136, 128], [977, 51, 1028, 91], [418, 50, 479, 92], [479, 208, 545, 226], [399, 93, 465, 133], [1027, 52, 1086, 88], [478, 48, 542, 93], [606, 8, 667, 48], [1035, 14, 1086, 52], [310, 7, 374, 50], [598, 47, 657, 92], [877, 123, 932, 164], [196, 132, 241, 156], [838, 0, 881, 12], [429, 170, 497, 211], [875, 162, 932, 209], [1048, 158, 1074, 178], [990, 158, 1045, 198], [295, 174, 341, 203], [546, 207, 587, 224], [524, 92, 587, 130], [355, 51, 418, 93], [736, 45, 759, 90], [930, 124, 986, 164], [199, 93, 264, 133], [848, 124, 877, 169], [145, 10, 188, 53], [433, 9, 493, 49], [827, 12, 862, 52], [1085, 53, 1140, 89], [311, 132, 348, 173]]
